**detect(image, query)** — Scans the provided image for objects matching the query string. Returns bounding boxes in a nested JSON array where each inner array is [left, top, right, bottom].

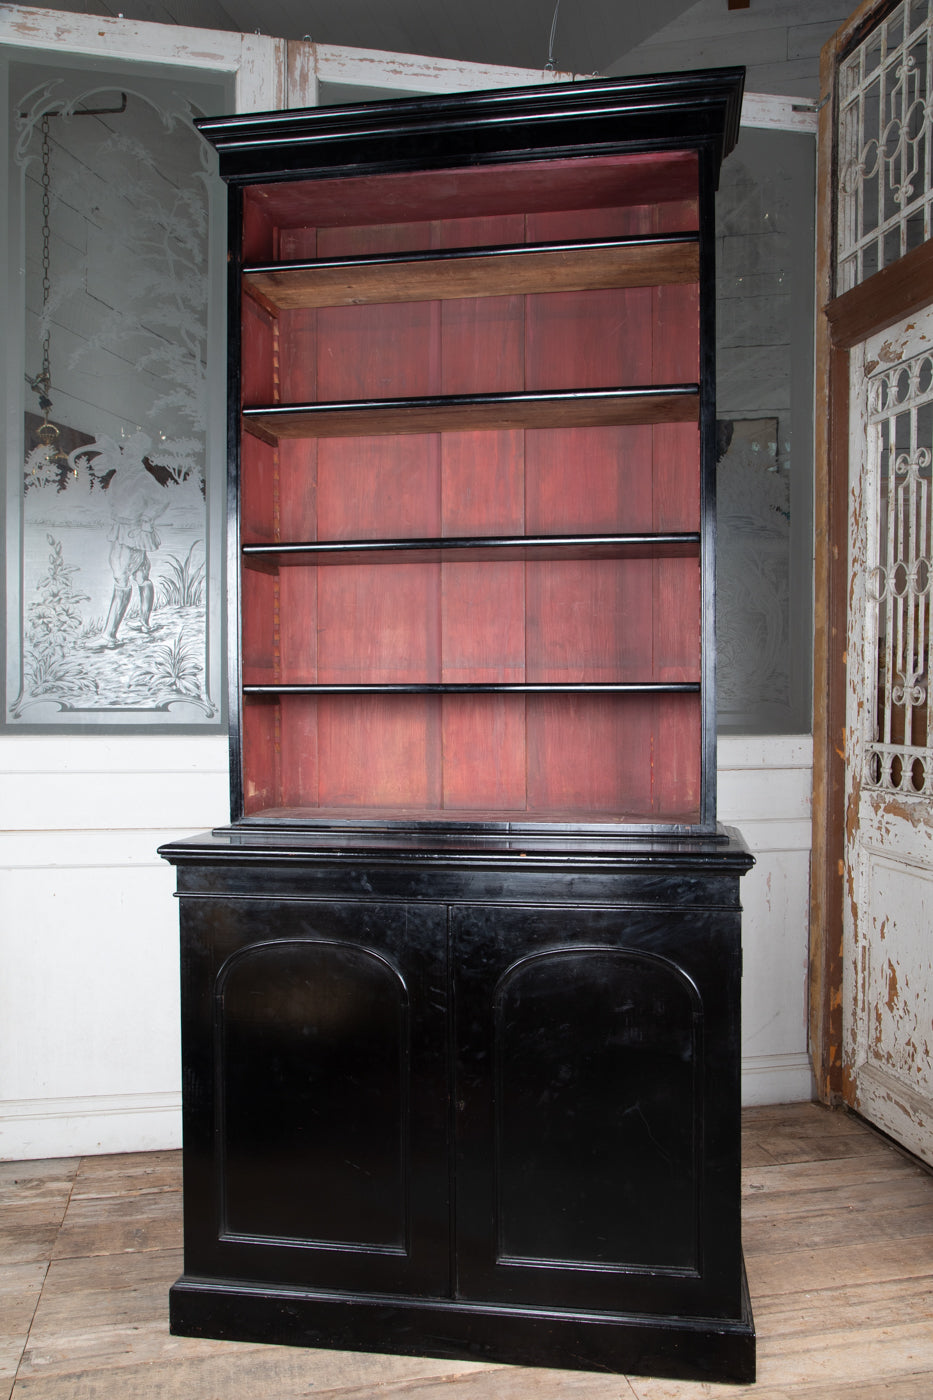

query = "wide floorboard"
[[1, 1102, 932, 1399]]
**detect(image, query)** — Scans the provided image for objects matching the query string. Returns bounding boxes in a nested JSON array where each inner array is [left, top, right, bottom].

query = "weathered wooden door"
[[811, 0, 933, 1163], [844, 307, 933, 1164]]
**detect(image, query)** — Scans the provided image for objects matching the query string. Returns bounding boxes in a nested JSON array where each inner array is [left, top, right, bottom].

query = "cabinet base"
[[169, 1269, 756, 1384]]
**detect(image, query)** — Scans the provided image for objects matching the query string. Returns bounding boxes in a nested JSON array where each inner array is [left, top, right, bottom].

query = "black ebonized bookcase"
[[160, 68, 756, 1384]]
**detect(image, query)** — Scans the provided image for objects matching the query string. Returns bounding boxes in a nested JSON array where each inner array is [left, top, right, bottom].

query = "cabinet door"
[[451, 902, 743, 1319], [179, 895, 449, 1297]]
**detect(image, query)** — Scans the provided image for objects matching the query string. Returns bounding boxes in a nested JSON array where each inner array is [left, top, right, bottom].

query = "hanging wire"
[[39, 112, 52, 410], [36, 98, 127, 410], [546, 0, 561, 70], [26, 113, 70, 471], [25, 97, 127, 474]]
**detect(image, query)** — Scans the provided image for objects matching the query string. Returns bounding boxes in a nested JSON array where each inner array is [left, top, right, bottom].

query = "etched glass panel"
[[715, 126, 814, 733], [2, 57, 228, 727], [864, 349, 933, 794], [837, 0, 933, 294]]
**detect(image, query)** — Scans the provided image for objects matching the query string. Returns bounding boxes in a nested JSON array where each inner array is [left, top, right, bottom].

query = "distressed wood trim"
[[0, 5, 286, 114], [235, 35, 287, 114], [809, 331, 852, 1101], [286, 39, 319, 109], [831, 0, 909, 60], [826, 240, 933, 349], [740, 93, 819, 134], [809, 0, 929, 1107], [311, 42, 578, 95], [810, 22, 846, 1106], [0, 3, 245, 65]]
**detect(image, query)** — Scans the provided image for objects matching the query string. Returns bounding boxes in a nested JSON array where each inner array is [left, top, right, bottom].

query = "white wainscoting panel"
[[0, 734, 227, 1160], [720, 735, 815, 1106], [0, 733, 813, 1158]]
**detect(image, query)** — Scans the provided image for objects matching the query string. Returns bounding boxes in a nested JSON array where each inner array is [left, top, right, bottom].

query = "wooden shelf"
[[242, 683, 701, 695], [241, 533, 702, 567], [243, 386, 700, 442], [243, 235, 700, 311], [231, 805, 692, 827], [225, 90, 719, 832]]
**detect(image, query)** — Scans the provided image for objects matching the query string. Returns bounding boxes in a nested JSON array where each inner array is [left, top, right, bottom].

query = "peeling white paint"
[[845, 315, 933, 1168]]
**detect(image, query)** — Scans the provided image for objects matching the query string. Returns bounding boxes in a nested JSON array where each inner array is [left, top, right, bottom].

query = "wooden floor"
[[2, 1103, 932, 1399]]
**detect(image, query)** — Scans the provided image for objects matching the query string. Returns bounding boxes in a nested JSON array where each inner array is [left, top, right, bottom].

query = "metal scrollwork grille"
[[865, 350, 933, 795], [837, 0, 933, 294]]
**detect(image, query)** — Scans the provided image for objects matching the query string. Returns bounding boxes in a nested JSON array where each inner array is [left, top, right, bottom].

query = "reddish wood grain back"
[[237, 150, 703, 824]]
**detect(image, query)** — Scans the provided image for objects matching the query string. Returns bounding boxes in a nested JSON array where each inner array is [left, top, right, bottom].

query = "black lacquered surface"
[[163, 831, 753, 1377], [219, 939, 408, 1249], [168, 66, 754, 1386]]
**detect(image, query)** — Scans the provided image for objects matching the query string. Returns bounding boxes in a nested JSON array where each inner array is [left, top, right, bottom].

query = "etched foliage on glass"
[[716, 419, 791, 722]]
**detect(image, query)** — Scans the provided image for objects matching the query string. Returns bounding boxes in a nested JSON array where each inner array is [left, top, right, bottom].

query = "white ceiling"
[[19, 0, 703, 77]]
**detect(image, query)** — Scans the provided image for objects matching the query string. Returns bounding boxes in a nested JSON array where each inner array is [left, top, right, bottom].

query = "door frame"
[[810, 0, 933, 1102], [0, 5, 289, 111], [0, 4, 582, 113]]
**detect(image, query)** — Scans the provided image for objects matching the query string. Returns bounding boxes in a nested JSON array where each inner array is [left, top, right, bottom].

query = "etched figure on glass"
[[84, 433, 168, 650]]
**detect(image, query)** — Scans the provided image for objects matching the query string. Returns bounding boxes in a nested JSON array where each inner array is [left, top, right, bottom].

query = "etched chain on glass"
[[865, 349, 933, 795], [837, 0, 933, 294]]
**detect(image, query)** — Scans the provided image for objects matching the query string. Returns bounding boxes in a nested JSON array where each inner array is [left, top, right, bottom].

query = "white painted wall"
[[720, 736, 815, 1105], [0, 734, 228, 1158]]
